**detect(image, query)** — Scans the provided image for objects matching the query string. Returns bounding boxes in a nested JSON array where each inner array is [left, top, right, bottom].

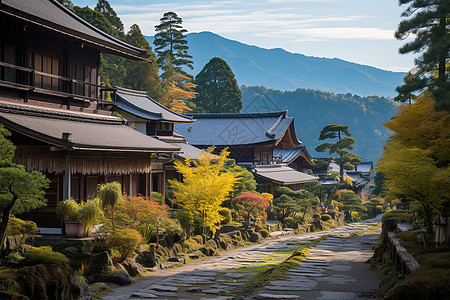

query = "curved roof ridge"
[[188, 111, 288, 118]]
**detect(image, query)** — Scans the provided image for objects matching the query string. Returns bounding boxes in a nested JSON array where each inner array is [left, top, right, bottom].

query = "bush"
[[184, 238, 199, 252], [5, 252, 25, 263], [5, 217, 39, 236], [284, 217, 296, 228], [321, 214, 332, 221], [21, 246, 69, 266], [259, 229, 270, 238], [113, 228, 142, 261], [151, 192, 164, 205], [381, 209, 411, 222], [191, 235, 203, 245], [312, 213, 321, 220], [218, 207, 232, 224]]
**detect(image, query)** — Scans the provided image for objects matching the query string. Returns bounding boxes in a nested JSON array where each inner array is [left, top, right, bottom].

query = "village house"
[[174, 111, 318, 193], [114, 86, 211, 199], [0, 0, 180, 230]]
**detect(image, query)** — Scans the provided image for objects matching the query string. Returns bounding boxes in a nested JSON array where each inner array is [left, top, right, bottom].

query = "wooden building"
[[115, 86, 210, 199], [0, 0, 179, 229], [174, 111, 318, 192]]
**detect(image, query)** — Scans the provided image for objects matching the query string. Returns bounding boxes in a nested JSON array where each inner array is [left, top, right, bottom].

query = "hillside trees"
[[376, 93, 450, 233], [395, 0, 450, 110], [95, 0, 125, 38], [194, 57, 243, 113], [0, 125, 49, 248], [315, 125, 362, 181], [154, 12, 193, 79], [169, 148, 236, 238]]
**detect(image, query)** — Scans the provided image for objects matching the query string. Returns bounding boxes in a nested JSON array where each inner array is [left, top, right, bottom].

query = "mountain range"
[[146, 31, 406, 97]]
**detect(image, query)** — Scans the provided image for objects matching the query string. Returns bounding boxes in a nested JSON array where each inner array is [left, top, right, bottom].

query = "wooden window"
[[0, 43, 17, 82]]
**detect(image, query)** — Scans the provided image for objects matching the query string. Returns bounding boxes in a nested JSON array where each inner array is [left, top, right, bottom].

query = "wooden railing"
[[0, 61, 116, 109], [387, 231, 420, 275]]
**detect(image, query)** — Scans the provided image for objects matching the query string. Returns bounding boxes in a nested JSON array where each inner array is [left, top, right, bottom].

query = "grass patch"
[[90, 285, 112, 300], [232, 247, 308, 298], [233, 266, 273, 274], [397, 230, 450, 285]]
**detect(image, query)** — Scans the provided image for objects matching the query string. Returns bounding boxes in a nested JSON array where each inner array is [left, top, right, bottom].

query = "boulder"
[[85, 251, 113, 275], [122, 259, 144, 277], [135, 248, 157, 268], [71, 275, 89, 299], [220, 225, 240, 233], [107, 270, 132, 285], [217, 234, 233, 251], [14, 263, 73, 300], [199, 240, 218, 256], [249, 232, 263, 243]]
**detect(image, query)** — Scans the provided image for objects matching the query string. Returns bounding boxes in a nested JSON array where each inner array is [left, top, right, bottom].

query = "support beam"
[[63, 153, 71, 200]]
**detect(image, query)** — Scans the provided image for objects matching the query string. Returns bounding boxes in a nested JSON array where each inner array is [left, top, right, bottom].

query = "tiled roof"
[[273, 146, 308, 164], [0, 0, 147, 60], [253, 164, 318, 185], [116, 87, 193, 123], [356, 161, 373, 173], [0, 104, 179, 152], [174, 111, 299, 146]]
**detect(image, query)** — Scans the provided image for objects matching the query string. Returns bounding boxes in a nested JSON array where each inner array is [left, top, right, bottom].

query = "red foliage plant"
[[232, 192, 270, 221]]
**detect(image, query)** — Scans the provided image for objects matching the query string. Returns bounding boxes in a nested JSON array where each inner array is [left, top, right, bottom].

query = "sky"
[[72, 0, 416, 72]]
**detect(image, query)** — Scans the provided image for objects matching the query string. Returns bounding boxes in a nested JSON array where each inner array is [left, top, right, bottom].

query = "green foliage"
[[98, 182, 122, 234], [5, 217, 38, 237], [221, 159, 257, 200], [259, 229, 270, 238], [0, 125, 49, 249], [151, 192, 164, 205], [194, 57, 242, 113], [395, 0, 450, 110], [21, 246, 69, 266], [218, 207, 232, 224], [335, 190, 366, 221], [232, 192, 269, 222], [5, 251, 24, 263], [57, 199, 103, 235], [154, 12, 193, 79], [315, 124, 362, 180], [321, 214, 332, 221], [56, 0, 74, 9], [113, 228, 142, 261], [381, 209, 411, 222], [94, 0, 125, 36]]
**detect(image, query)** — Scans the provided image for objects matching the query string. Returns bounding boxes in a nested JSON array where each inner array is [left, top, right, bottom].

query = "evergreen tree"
[[154, 12, 193, 79], [395, 0, 450, 111], [0, 125, 49, 248], [56, 0, 74, 9], [315, 125, 362, 182], [123, 24, 165, 101], [94, 0, 125, 38], [194, 57, 242, 113]]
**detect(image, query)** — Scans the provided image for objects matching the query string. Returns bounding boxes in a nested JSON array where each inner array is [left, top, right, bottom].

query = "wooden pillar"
[[129, 173, 133, 196], [162, 169, 166, 202], [63, 154, 71, 200]]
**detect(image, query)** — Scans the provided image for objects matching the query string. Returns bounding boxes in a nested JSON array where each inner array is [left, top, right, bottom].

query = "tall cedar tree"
[[123, 24, 165, 101], [194, 57, 243, 113], [94, 0, 125, 38], [395, 0, 450, 111], [154, 12, 193, 79], [0, 125, 49, 248], [315, 125, 362, 182]]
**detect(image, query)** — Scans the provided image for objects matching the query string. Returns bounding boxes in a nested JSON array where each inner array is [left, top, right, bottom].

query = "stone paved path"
[[101, 217, 381, 300]]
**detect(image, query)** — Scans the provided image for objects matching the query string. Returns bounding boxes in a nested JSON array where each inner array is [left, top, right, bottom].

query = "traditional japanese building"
[[174, 111, 318, 193], [272, 146, 314, 173], [114, 86, 210, 198], [0, 0, 179, 229]]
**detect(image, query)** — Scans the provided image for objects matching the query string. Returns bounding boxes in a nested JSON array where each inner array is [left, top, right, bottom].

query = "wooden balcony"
[[0, 61, 116, 110]]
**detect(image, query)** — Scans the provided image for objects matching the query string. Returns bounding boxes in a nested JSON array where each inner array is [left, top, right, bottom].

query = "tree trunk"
[[111, 207, 115, 235], [0, 194, 18, 249], [423, 204, 434, 234]]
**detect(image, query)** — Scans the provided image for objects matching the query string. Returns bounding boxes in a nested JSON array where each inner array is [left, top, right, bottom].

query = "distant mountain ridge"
[[146, 31, 406, 97]]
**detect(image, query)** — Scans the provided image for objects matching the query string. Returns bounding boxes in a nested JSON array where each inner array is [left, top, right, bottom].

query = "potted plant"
[[57, 199, 103, 237]]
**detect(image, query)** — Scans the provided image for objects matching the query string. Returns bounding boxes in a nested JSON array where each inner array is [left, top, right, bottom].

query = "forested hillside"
[[241, 86, 398, 161]]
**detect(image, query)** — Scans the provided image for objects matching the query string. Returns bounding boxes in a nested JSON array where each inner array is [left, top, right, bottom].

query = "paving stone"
[[202, 288, 229, 294], [286, 271, 326, 277], [129, 292, 158, 298], [185, 287, 202, 293], [318, 291, 358, 300], [199, 297, 230, 300], [255, 294, 300, 299], [143, 285, 178, 293], [265, 285, 312, 291]]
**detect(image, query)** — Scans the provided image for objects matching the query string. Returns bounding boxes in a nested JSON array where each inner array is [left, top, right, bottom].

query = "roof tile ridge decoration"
[[0, 102, 123, 124], [265, 111, 288, 138], [187, 111, 288, 119], [115, 86, 194, 121]]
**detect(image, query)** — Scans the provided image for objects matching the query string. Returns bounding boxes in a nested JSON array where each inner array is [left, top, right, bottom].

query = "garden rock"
[[107, 269, 132, 285], [199, 240, 218, 256], [122, 258, 144, 277], [14, 263, 73, 300], [135, 250, 157, 267], [61, 246, 81, 256], [86, 251, 113, 275], [71, 275, 89, 298], [249, 232, 263, 243]]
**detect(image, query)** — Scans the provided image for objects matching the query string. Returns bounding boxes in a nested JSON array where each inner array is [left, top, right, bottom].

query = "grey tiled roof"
[[1, 0, 147, 59], [273, 146, 307, 164], [116, 87, 193, 123], [253, 164, 318, 185], [174, 111, 298, 146], [0, 105, 179, 152], [356, 161, 373, 173]]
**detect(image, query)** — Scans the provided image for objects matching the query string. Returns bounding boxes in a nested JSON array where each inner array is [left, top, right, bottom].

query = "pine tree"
[[194, 57, 242, 113], [123, 24, 165, 101], [154, 12, 193, 79], [395, 0, 450, 111], [315, 125, 362, 182], [94, 0, 125, 38]]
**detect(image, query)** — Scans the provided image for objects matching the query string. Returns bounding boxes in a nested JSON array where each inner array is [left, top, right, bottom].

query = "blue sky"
[[72, 0, 416, 72]]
